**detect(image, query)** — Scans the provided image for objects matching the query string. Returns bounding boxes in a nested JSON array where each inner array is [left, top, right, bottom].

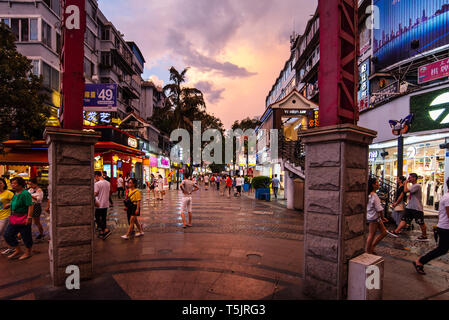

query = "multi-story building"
[[140, 80, 166, 122], [358, 0, 449, 215], [0, 0, 171, 191]]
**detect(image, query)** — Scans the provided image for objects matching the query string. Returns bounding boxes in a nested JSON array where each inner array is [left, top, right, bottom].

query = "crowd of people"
[[3, 169, 448, 276], [365, 173, 449, 275]]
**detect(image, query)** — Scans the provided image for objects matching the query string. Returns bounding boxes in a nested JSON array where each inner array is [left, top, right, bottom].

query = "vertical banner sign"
[[61, 0, 86, 130]]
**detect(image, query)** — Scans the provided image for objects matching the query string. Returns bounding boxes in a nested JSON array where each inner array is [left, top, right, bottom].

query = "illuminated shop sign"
[[369, 151, 379, 159], [358, 60, 370, 112], [83, 111, 112, 124], [308, 110, 319, 128], [128, 137, 138, 148], [158, 156, 170, 169]]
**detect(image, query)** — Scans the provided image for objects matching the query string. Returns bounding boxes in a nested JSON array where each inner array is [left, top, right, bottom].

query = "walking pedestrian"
[[236, 175, 244, 197], [226, 175, 233, 198], [149, 174, 156, 199], [219, 175, 227, 196], [28, 178, 44, 241], [365, 178, 388, 254], [94, 171, 111, 240], [0, 178, 14, 255], [3, 177, 34, 260], [204, 174, 210, 190], [156, 174, 164, 200], [216, 174, 220, 191], [413, 178, 449, 275], [388, 176, 407, 234], [103, 171, 113, 206], [391, 173, 428, 241], [121, 178, 144, 239], [248, 176, 253, 194], [117, 174, 125, 199], [271, 174, 280, 200], [180, 175, 199, 228]]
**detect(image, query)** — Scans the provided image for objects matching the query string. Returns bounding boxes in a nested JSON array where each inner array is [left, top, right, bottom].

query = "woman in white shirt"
[[156, 175, 164, 200], [365, 178, 388, 254], [28, 178, 44, 240]]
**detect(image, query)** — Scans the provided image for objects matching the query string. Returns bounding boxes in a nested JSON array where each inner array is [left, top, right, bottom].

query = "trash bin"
[[293, 178, 304, 211]]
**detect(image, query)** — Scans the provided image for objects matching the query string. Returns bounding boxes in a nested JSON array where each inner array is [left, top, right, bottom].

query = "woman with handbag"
[[28, 178, 44, 241], [3, 177, 34, 260], [365, 178, 388, 254], [121, 178, 144, 239], [389, 176, 407, 234]]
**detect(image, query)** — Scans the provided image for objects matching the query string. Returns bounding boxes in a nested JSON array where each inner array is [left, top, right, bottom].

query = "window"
[[56, 33, 61, 55], [42, 62, 59, 91], [7, 18, 38, 42], [51, 68, 59, 91], [85, 28, 96, 49], [1, 18, 10, 27], [30, 19, 38, 40], [84, 57, 94, 78], [11, 19, 19, 41], [31, 60, 39, 76], [101, 52, 112, 66], [42, 62, 51, 88], [43, 0, 60, 15], [42, 20, 52, 48], [20, 19, 29, 41], [101, 27, 110, 40]]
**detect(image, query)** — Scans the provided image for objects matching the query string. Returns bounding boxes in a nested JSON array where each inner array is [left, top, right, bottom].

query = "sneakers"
[[121, 235, 129, 240], [135, 232, 144, 237], [101, 230, 112, 240], [387, 230, 399, 238], [416, 236, 429, 242], [1, 248, 15, 255]]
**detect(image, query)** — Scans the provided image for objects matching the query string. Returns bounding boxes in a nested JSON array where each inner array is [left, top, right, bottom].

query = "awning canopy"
[[0, 151, 49, 165]]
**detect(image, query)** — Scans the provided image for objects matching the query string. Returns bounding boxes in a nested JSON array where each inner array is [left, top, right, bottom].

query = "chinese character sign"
[[358, 60, 370, 112], [83, 84, 117, 110], [418, 58, 449, 84]]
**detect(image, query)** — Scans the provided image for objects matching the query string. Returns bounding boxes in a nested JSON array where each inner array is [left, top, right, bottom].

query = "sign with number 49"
[[84, 83, 117, 111]]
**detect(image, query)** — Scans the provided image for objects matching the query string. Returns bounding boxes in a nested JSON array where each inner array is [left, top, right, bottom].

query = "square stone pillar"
[[44, 127, 101, 287], [300, 124, 377, 300]]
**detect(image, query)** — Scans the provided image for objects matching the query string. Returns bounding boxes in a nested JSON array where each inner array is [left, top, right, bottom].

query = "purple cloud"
[[195, 81, 226, 104]]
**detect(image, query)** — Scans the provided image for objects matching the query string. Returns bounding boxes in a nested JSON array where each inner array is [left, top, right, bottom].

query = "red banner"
[[418, 58, 449, 84], [61, 0, 86, 130]]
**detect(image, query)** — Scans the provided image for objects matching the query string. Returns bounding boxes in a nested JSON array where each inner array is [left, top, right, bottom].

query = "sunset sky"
[[98, 0, 318, 128]]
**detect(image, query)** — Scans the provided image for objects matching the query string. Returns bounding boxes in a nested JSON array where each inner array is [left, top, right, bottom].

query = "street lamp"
[[388, 114, 414, 179]]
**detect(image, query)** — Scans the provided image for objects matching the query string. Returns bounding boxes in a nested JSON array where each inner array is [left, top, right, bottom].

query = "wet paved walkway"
[[0, 188, 305, 300], [1, 187, 449, 300]]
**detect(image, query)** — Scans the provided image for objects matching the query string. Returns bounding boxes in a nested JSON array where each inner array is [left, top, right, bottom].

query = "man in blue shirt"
[[271, 174, 280, 199]]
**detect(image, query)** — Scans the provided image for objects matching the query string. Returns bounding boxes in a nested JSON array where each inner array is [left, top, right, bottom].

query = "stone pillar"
[[44, 127, 101, 286], [300, 124, 377, 300], [285, 172, 294, 210]]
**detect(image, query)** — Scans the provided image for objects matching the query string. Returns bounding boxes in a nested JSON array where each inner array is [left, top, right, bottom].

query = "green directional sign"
[[410, 87, 449, 133]]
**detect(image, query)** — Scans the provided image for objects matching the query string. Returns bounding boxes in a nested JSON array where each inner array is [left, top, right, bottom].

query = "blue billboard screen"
[[373, 0, 449, 70]]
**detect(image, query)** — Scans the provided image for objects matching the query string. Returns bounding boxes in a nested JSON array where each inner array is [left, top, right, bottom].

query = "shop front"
[[143, 154, 171, 187], [365, 86, 449, 213]]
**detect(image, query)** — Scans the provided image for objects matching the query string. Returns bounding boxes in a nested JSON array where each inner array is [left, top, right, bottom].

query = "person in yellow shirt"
[[121, 178, 144, 239], [0, 178, 15, 255]]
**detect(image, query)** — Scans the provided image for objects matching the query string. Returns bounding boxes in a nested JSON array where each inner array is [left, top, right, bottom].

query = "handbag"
[[10, 212, 28, 226], [394, 202, 405, 211]]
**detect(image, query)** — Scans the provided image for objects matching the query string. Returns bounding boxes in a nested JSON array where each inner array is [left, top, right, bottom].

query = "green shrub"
[[251, 176, 271, 189]]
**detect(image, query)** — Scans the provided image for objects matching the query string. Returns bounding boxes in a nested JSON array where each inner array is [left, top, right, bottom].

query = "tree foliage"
[[0, 22, 50, 142], [231, 117, 261, 131]]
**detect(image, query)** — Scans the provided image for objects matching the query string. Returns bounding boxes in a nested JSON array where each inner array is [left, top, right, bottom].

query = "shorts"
[[236, 186, 242, 193], [205, 182, 209, 186], [366, 217, 381, 224], [181, 197, 192, 213], [402, 208, 425, 225], [32, 203, 42, 218]]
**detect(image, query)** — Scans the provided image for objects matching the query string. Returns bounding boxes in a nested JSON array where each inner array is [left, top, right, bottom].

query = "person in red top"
[[226, 176, 233, 198]]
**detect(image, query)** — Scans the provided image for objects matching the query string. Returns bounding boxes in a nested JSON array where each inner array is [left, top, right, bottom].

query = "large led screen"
[[373, 0, 449, 70]]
